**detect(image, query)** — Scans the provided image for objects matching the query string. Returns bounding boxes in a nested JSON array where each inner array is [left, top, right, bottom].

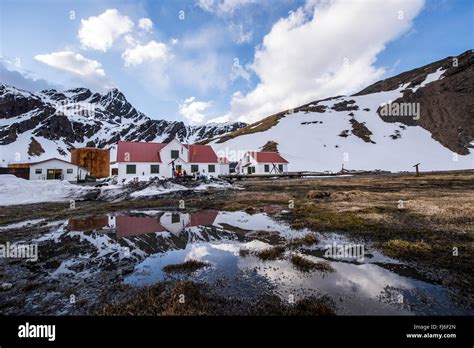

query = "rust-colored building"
[[70, 147, 110, 178], [68, 216, 109, 231]]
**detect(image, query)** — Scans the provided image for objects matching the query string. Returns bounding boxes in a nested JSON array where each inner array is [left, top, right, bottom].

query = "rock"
[[1, 283, 13, 291], [356, 50, 474, 155]]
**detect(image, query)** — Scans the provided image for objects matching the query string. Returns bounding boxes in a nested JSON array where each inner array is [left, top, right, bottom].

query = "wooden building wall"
[[0, 167, 30, 180]]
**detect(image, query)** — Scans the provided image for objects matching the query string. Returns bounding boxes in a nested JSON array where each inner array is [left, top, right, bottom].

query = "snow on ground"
[[210, 86, 474, 172], [129, 180, 232, 198], [129, 182, 189, 198], [411, 68, 446, 92], [0, 174, 93, 206]]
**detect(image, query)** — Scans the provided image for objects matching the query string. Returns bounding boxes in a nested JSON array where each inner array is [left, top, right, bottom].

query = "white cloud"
[[229, 23, 252, 44], [179, 97, 213, 124], [229, 0, 425, 123], [138, 18, 153, 32], [34, 51, 113, 89], [78, 9, 133, 52], [136, 27, 230, 95], [197, 0, 256, 14], [230, 60, 251, 81], [122, 40, 170, 66]]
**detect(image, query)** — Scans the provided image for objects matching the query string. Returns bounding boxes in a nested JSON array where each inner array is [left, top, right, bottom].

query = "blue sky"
[[1, 0, 473, 124]]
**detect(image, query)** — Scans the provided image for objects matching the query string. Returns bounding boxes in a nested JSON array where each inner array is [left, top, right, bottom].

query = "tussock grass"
[[288, 234, 319, 248], [290, 255, 335, 273], [163, 259, 209, 274], [97, 280, 336, 316], [255, 246, 286, 261]]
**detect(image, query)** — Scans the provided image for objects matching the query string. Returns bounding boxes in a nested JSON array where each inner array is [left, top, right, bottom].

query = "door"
[[47, 169, 62, 180]]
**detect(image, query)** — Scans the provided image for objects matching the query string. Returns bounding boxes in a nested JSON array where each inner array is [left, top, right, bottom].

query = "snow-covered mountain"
[[1, 51, 472, 172], [208, 50, 474, 172], [0, 86, 246, 165]]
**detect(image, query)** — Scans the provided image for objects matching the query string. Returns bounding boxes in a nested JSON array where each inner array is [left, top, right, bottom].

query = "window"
[[278, 164, 284, 172], [67, 169, 73, 174], [191, 165, 199, 173], [126, 165, 136, 174], [171, 150, 179, 159], [252, 167, 256, 173], [208, 164, 215, 173], [150, 165, 160, 174], [35, 169, 42, 174], [171, 213, 180, 223], [264, 164, 270, 173]]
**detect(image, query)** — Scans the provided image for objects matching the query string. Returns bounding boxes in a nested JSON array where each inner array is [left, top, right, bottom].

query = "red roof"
[[117, 141, 218, 163], [190, 211, 218, 226], [117, 141, 166, 163], [251, 151, 288, 163], [116, 215, 166, 238], [184, 144, 218, 163]]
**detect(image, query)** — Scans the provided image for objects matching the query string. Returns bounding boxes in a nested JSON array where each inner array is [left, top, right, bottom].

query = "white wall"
[[236, 154, 258, 174], [256, 163, 288, 174], [118, 162, 164, 180], [160, 212, 190, 235], [29, 159, 89, 182], [159, 139, 188, 168], [219, 163, 230, 175], [190, 163, 221, 177], [235, 153, 288, 175]]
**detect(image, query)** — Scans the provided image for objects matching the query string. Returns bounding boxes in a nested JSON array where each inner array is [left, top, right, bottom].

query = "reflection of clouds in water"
[[186, 245, 210, 260], [209, 243, 240, 256], [330, 263, 413, 298], [214, 212, 310, 238], [209, 240, 271, 256], [241, 253, 413, 301], [185, 240, 272, 260]]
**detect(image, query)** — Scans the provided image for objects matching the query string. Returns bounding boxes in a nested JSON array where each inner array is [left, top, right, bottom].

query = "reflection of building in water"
[[68, 216, 109, 231], [159, 212, 191, 235], [115, 211, 218, 238], [108, 215, 116, 229], [115, 215, 166, 238]]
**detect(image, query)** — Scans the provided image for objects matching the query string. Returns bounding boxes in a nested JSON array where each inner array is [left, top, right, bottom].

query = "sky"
[[1, 0, 473, 125]]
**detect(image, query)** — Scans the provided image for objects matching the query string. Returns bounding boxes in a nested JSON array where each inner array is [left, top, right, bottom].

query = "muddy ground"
[[1, 171, 473, 314]]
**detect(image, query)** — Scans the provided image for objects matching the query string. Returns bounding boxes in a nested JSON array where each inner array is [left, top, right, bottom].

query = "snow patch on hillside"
[[211, 87, 474, 172]]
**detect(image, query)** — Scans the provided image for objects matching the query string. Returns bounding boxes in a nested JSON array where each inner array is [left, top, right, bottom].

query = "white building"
[[218, 157, 230, 175], [236, 151, 289, 175], [29, 158, 90, 182], [116, 139, 228, 180]]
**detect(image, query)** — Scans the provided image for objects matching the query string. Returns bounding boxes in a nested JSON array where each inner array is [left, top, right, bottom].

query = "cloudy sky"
[[1, 0, 472, 124]]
